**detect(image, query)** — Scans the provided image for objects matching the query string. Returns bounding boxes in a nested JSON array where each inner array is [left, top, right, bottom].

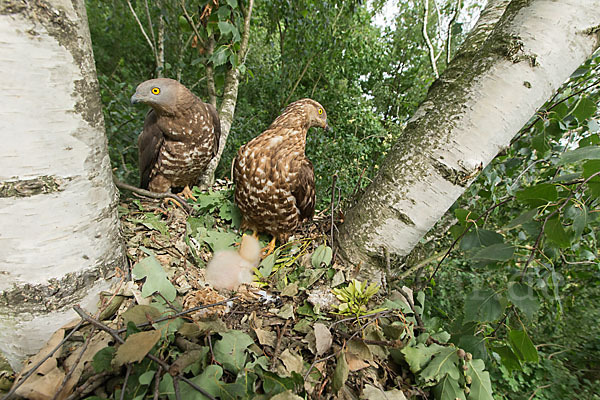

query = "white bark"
[[198, 0, 254, 185], [0, 0, 124, 369], [337, 0, 600, 274]]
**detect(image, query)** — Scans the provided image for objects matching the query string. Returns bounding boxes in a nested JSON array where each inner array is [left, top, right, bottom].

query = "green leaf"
[[516, 184, 558, 206], [507, 282, 539, 319], [508, 329, 538, 363], [311, 244, 333, 268], [400, 343, 445, 374], [531, 133, 550, 156], [92, 346, 115, 373], [572, 205, 588, 239], [420, 346, 460, 383], [226, 0, 237, 8], [559, 146, 600, 164], [432, 375, 466, 400], [573, 97, 597, 123], [468, 243, 515, 262], [464, 289, 505, 322], [460, 229, 503, 250], [210, 47, 230, 67], [465, 359, 494, 400], [545, 218, 571, 248], [132, 254, 177, 302], [258, 252, 277, 276], [260, 369, 297, 395], [332, 352, 349, 392], [138, 370, 156, 386], [213, 331, 254, 374], [492, 346, 522, 373], [140, 213, 169, 236], [457, 335, 487, 361], [202, 229, 239, 252], [218, 21, 234, 36], [504, 209, 537, 230]]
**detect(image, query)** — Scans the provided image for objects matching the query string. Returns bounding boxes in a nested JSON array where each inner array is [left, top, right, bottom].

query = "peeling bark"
[[337, 0, 600, 279], [0, 0, 124, 368]]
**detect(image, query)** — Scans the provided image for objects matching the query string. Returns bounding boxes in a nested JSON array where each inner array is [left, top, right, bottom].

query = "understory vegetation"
[[26, 0, 597, 399]]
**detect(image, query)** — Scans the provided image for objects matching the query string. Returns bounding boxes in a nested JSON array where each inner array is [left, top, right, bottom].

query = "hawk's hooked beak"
[[130, 93, 141, 105], [324, 123, 332, 133]]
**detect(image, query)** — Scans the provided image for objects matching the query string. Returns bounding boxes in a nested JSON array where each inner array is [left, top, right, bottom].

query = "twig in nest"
[[73, 306, 216, 400], [305, 312, 385, 380], [334, 329, 405, 348], [153, 366, 162, 400], [113, 175, 192, 213], [117, 296, 238, 333], [51, 327, 97, 400], [396, 287, 424, 329], [64, 372, 111, 400], [270, 319, 291, 367], [173, 376, 182, 400], [2, 321, 84, 400], [330, 173, 338, 249], [119, 364, 133, 400]]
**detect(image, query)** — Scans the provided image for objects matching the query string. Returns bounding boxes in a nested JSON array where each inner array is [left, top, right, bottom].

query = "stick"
[[73, 306, 216, 400], [1, 321, 84, 400], [112, 175, 192, 213]]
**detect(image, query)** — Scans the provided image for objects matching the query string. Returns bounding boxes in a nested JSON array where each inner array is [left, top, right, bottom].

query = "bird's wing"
[[138, 109, 164, 189], [292, 158, 316, 221], [206, 103, 221, 157]]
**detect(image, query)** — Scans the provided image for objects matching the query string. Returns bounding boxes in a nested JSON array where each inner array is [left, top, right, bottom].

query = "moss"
[[0, 259, 119, 313], [0, 176, 64, 198]]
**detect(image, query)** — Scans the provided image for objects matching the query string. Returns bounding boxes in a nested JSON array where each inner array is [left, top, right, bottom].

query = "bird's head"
[[130, 78, 182, 114], [299, 99, 331, 132]]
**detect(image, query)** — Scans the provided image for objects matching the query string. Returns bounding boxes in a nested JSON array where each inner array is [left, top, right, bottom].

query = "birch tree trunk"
[[198, 0, 254, 186], [337, 0, 600, 280], [0, 0, 124, 369]]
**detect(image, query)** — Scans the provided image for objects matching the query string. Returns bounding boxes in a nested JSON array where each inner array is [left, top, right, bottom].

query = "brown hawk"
[[233, 98, 330, 252], [131, 78, 220, 197]]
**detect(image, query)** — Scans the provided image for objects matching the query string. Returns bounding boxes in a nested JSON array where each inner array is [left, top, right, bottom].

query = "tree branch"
[[422, 0, 439, 79], [126, 0, 159, 72]]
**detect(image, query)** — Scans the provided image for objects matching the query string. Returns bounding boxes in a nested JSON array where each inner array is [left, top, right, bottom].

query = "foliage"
[[83, 0, 600, 398], [421, 51, 600, 399], [332, 279, 386, 318]]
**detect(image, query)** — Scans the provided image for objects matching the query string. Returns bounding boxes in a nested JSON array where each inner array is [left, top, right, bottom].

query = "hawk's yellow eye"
[[318, 108, 323, 115], [151, 87, 160, 95]]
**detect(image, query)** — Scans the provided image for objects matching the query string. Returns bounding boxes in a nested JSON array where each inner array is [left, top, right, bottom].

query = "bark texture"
[[337, 0, 600, 278], [0, 0, 124, 368]]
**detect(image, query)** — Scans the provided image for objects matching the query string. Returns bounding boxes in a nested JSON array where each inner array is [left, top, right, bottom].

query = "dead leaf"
[[281, 282, 298, 297], [122, 305, 162, 326], [314, 323, 332, 356], [347, 340, 373, 361], [113, 330, 161, 367], [331, 269, 345, 287], [345, 351, 369, 371], [276, 303, 294, 320], [15, 367, 65, 400], [279, 349, 303, 376], [254, 328, 277, 347], [271, 390, 304, 400], [361, 384, 407, 400]]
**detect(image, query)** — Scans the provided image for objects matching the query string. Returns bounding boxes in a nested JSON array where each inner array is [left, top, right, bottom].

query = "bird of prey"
[[233, 98, 330, 254], [131, 78, 220, 198]]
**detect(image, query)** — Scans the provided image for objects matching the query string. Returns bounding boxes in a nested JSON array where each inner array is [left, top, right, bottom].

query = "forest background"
[[86, 0, 600, 398]]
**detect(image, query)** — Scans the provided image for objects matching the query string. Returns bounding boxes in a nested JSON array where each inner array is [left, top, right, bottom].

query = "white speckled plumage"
[[233, 98, 329, 242]]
